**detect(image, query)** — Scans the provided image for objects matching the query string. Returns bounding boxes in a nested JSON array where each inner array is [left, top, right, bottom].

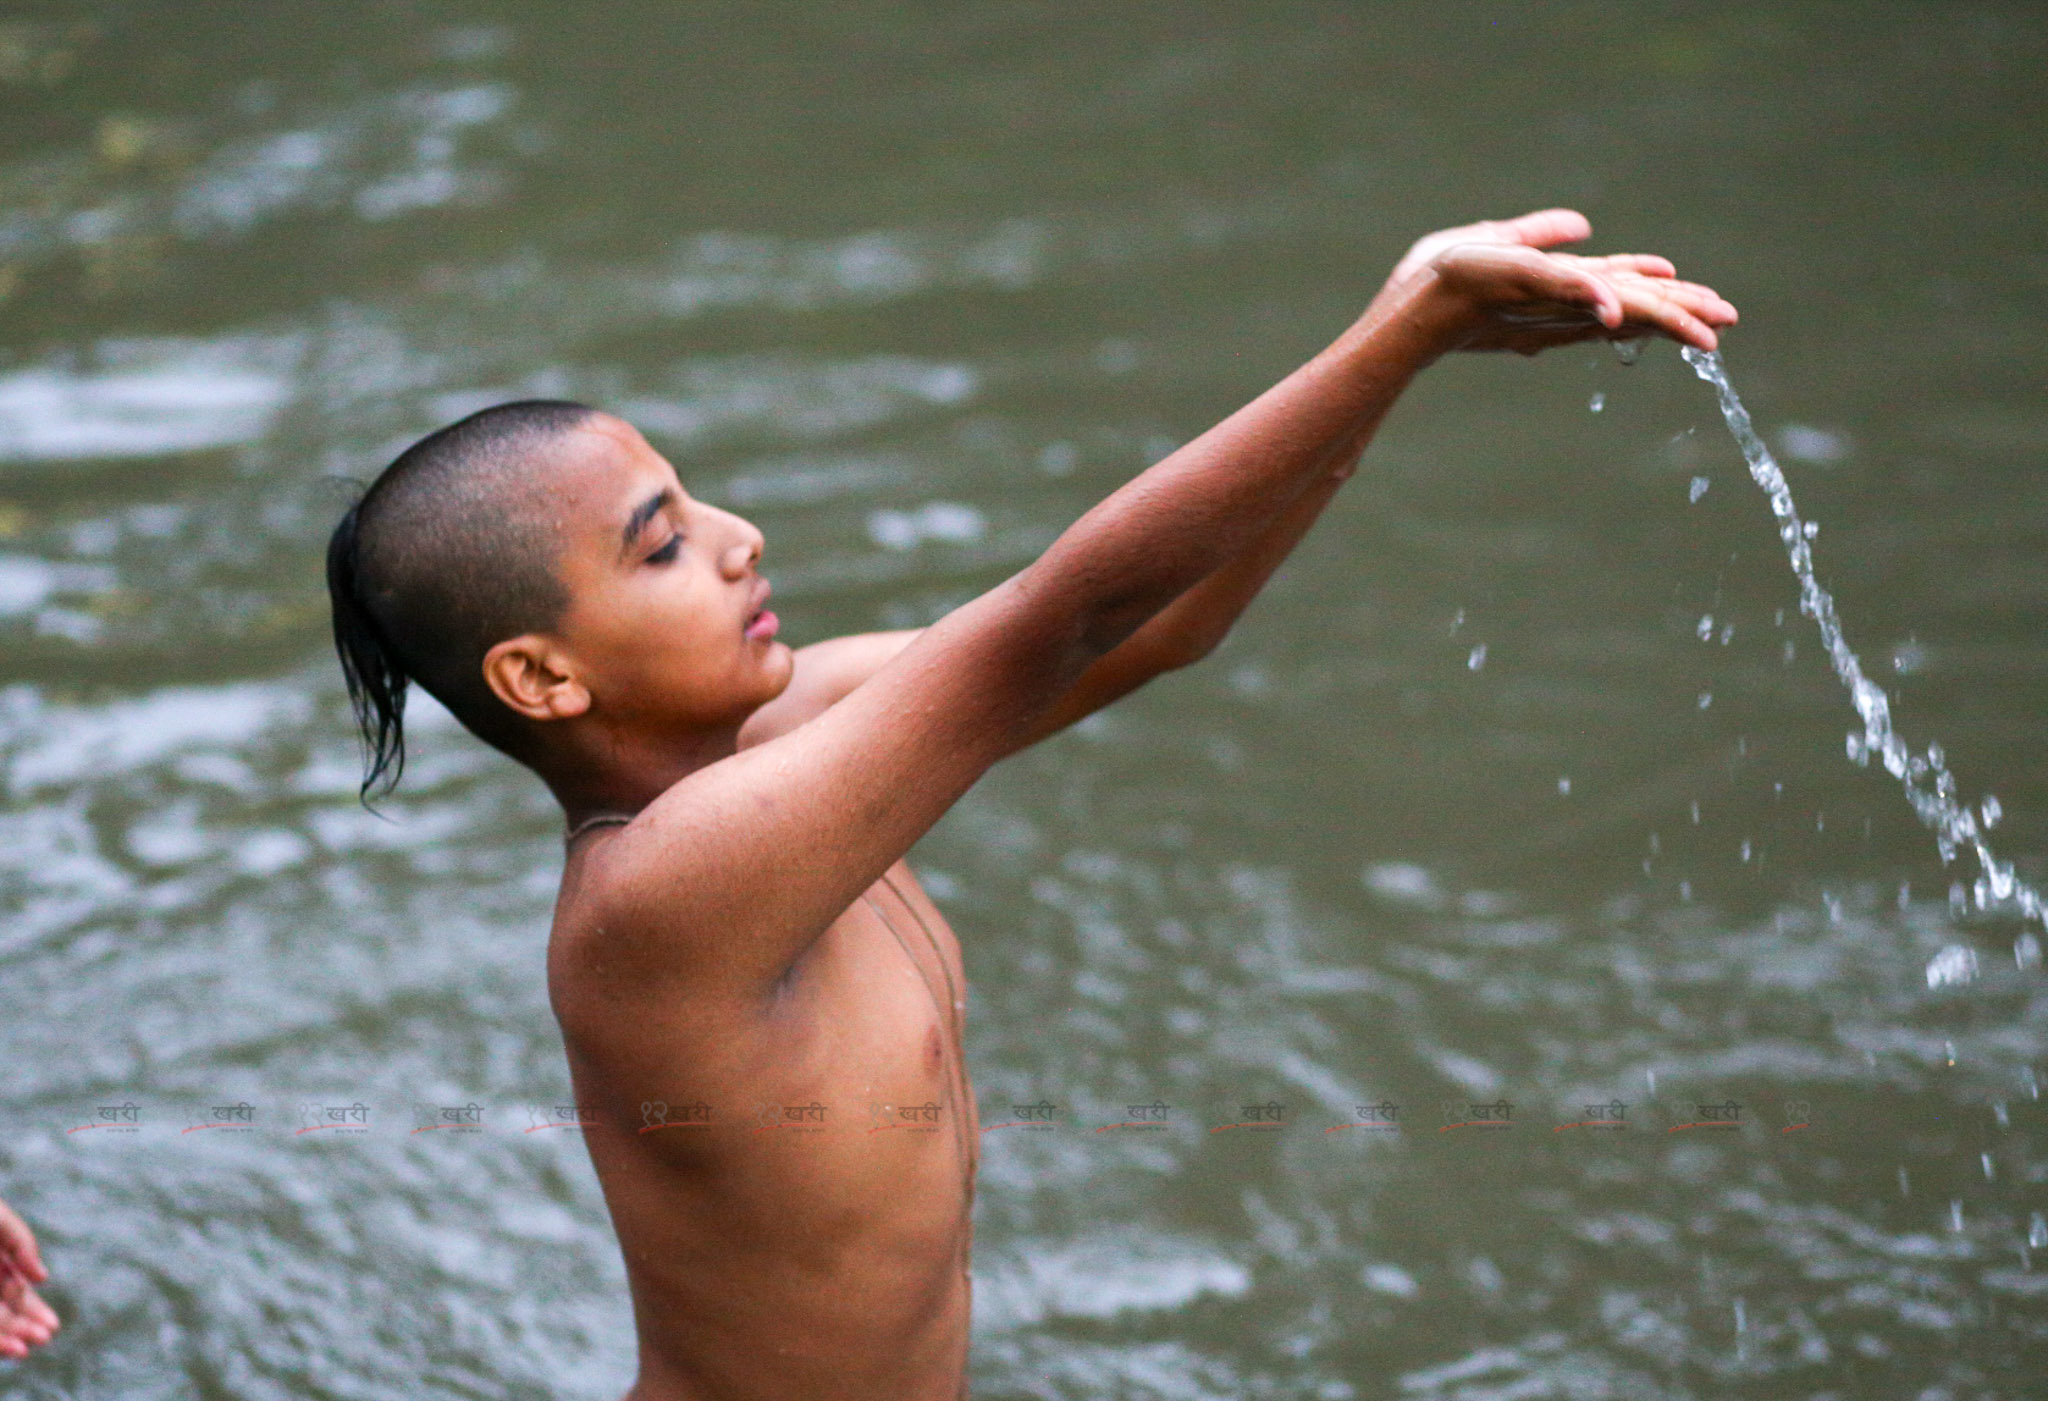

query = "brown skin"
[[0, 1196, 56, 1360], [491, 211, 1733, 1400]]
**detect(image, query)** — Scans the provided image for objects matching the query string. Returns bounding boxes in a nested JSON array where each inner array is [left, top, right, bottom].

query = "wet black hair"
[[327, 398, 597, 801]]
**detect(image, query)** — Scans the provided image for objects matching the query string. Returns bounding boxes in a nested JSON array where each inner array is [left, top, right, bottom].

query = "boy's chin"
[[757, 643, 797, 695]]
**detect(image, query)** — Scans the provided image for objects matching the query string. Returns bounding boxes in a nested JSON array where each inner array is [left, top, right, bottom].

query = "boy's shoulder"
[[736, 629, 921, 748]]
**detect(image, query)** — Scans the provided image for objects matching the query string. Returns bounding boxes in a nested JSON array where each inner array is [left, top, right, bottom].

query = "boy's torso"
[[550, 858, 979, 1401]]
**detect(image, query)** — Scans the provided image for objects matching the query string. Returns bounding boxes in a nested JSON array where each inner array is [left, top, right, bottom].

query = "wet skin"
[[502, 210, 1734, 1400]]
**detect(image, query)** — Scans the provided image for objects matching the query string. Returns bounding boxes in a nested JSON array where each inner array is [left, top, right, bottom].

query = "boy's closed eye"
[[646, 535, 682, 564]]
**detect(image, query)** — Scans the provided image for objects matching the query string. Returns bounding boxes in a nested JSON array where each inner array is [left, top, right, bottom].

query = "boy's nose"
[[716, 510, 766, 577]]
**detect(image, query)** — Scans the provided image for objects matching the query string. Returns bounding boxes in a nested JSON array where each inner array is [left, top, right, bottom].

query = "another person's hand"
[[1383, 208, 1737, 357], [0, 1197, 58, 1359]]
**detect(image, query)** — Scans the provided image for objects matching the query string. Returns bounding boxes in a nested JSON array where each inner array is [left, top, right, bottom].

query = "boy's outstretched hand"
[[1382, 208, 1738, 356], [0, 1197, 57, 1359]]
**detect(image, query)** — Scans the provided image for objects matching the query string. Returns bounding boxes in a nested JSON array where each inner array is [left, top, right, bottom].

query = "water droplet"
[[1719, 623, 1735, 646], [1557, 776, 1571, 796], [1982, 1152, 1995, 1180], [2030, 1213, 2048, 1249], [1683, 352, 2048, 988], [1679, 881, 1692, 902], [1950, 1199, 1965, 1233], [1824, 891, 1842, 923], [1698, 691, 1712, 709], [1733, 1297, 1746, 1334], [1897, 1166, 1911, 1197], [1898, 882, 1911, 910], [1589, 391, 1606, 413], [1993, 1100, 2010, 1128], [1646, 1070, 1658, 1096], [1467, 643, 1487, 672], [1613, 337, 1646, 366], [1740, 839, 1753, 863], [1782, 639, 1796, 664], [1449, 608, 1465, 635], [2016, 932, 2043, 969], [1690, 801, 1701, 825], [1981, 796, 2003, 828], [1945, 1039, 1957, 1068], [1688, 475, 1711, 503], [1927, 945, 1979, 989], [1697, 614, 1715, 641]]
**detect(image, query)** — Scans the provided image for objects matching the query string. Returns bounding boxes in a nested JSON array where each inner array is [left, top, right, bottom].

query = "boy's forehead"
[[559, 415, 685, 508]]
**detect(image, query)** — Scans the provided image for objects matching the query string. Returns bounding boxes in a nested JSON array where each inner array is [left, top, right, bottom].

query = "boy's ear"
[[482, 635, 591, 723]]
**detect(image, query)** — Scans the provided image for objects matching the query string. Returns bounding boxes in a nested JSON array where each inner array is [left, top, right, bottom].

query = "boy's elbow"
[[1155, 628, 1224, 674]]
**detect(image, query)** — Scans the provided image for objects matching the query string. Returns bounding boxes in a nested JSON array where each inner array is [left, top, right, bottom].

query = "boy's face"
[[542, 413, 793, 735]]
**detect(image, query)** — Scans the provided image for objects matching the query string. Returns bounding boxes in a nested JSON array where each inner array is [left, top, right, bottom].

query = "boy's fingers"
[[0, 1203, 41, 1281], [1550, 257, 1735, 323], [1560, 268, 1624, 328], [1499, 208, 1593, 249], [1605, 271, 1737, 324], [1591, 253, 1677, 277], [1624, 290, 1717, 349]]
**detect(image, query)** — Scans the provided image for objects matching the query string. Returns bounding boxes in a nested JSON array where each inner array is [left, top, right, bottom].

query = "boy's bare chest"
[[769, 864, 979, 1152]]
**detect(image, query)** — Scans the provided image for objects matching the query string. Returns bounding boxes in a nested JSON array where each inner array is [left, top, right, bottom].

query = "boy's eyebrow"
[[620, 488, 675, 557]]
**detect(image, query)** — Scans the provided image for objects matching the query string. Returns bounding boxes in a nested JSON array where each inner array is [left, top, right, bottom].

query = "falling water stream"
[[1682, 347, 2047, 983], [4, 10, 2043, 1396]]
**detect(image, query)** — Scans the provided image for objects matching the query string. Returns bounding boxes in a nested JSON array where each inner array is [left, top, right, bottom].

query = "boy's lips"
[[744, 579, 777, 640]]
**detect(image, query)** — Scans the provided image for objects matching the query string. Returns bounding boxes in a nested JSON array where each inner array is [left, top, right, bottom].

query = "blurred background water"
[[0, 3, 2043, 1397]]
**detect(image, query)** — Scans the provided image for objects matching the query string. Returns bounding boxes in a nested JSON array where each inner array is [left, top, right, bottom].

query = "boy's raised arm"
[[587, 210, 1734, 995]]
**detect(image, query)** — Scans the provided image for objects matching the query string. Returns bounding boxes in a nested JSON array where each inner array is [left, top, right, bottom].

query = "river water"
[[1, 4, 2043, 1397]]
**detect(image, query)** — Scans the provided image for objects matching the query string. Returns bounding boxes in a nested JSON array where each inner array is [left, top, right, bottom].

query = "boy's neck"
[[548, 717, 745, 831]]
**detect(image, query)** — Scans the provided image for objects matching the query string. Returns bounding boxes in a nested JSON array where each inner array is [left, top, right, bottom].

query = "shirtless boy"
[[326, 210, 1734, 1399]]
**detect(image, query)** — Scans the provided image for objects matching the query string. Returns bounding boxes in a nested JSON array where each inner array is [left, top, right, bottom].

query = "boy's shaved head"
[[328, 399, 597, 796]]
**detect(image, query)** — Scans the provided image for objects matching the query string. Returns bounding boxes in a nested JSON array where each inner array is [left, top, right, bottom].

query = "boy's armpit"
[[569, 587, 1071, 997]]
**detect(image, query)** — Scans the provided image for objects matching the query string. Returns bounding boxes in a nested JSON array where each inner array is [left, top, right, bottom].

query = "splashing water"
[[1681, 348, 2046, 967]]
